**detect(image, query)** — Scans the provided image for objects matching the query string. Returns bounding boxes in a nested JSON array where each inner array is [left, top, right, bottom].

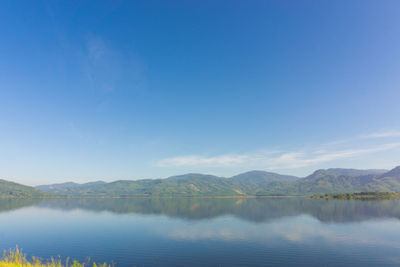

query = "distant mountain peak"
[[380, 166, 400, 179], [165, 173, 222, 181], [390, 165, 400, 172], [230, 170, 299, 183], [236, 170, 282, 176], [307, 168, 388, 180]]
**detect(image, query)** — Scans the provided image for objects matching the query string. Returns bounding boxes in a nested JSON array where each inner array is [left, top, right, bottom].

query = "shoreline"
[[0, 195, 304, 199]]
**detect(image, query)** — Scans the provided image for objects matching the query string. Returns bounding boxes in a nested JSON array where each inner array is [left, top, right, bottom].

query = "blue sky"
[[1, 1, 400, 185]]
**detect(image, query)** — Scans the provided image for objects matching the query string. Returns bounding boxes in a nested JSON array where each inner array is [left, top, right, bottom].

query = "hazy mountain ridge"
[[231, 170, 299, 182], [37, 181, 106, 194], [305, 168, 387, 179], [2, 168, 400, 198], [30, 166, 400, 197], [379, 166, 400, 179]]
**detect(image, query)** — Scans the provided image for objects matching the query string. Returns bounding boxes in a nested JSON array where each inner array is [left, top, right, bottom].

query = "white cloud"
[[156, 142, 400, 170], [361, 131, 400, 139], [266, 143, 400, 169]]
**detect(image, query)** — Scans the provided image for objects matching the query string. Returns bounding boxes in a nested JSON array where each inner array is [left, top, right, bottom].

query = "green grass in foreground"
[[0, 248, 110, 267], [311, 191, 400, 200]]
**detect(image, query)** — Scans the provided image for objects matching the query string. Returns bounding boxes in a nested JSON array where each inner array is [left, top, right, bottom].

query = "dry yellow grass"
[[0, 248, 109, 267]]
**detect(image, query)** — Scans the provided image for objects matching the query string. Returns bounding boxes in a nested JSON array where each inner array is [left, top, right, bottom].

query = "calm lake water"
[[1, 197, 400, 266]]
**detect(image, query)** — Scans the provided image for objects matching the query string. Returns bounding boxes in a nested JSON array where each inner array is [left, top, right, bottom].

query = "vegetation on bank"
[[311, 191, 400, 200], [0, 248, 109, 267]]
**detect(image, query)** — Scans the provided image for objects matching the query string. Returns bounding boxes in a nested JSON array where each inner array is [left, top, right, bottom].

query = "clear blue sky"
[[1, 1, 400, 185]]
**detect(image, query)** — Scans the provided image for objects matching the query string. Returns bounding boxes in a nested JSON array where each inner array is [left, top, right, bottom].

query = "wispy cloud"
[[83, 35, 146, 94], [361, 131, 400, 139], [265, 143, 400, 169], [319, 130, 400, 148], [156, 141, 400, 170], [85, 36, 122, 93]]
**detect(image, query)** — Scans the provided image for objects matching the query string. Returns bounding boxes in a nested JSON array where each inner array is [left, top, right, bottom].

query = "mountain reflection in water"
[[2, 197, 400, 223]]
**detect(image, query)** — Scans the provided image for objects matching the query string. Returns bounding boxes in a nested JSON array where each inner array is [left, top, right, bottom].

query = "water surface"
[[1, 197, 400, 266]]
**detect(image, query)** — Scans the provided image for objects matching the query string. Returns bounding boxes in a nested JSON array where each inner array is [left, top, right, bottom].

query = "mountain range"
[[1, 166, 400, 198]]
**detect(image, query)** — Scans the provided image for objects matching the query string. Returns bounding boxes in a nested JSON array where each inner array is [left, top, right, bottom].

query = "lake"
[[1, 197, 400, 266]]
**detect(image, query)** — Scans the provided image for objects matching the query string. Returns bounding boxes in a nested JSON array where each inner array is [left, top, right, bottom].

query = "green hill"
[[33, 166, 400, 197], [0, 179, 49, 198], [3, 167, 400, 198], [37, 174, 241, 197]]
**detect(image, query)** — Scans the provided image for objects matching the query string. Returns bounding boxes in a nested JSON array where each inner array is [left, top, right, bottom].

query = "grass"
[[311, 191, 400, 200], [0, 248, 110, 267]]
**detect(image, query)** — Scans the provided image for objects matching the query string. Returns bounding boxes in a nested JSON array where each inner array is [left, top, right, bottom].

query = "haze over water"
[[1, 198, 400, 266]]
